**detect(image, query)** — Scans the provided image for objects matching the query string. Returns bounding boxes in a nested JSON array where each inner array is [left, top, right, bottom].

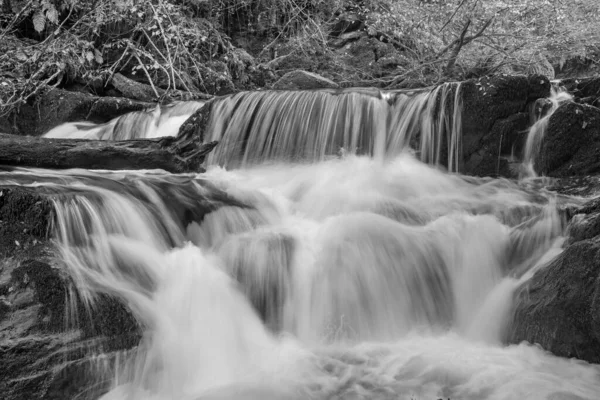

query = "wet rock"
[[560, 76, 600, 101], [273, 70, 339, 90], [533, 97, 553, 120], [0, 89, 151, 136], [461, 74, 550, 177], [566, 197, 600, 244], [540, 101, 600, 176], [177, 99, 215, 142], [510, 236, 600, 364], [463, 112, 530, 177], [0, 187, 140, 400]]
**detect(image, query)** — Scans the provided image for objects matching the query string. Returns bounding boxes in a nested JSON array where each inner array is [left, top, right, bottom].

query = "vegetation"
[[1, 0, 599, 116]]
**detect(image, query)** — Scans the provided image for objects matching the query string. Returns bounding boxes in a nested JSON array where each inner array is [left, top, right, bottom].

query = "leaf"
[[32, 9, 46, 33], [46, 4, 59, 24], [94, 49, 104, 64], [85, 51, 94, 62]]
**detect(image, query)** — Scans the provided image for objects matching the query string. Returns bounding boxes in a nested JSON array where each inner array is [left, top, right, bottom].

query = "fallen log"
[[0, 132, 217, 173]]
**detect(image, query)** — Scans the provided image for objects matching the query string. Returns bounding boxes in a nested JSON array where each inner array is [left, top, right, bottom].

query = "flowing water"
[[203, 85, 462, 171], [3, 154, 599, 400], [521, 85, 573, 178], [5, 83, 600, 399]]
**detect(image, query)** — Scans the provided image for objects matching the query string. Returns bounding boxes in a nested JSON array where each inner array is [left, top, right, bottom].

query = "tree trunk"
[[0, 133, 217, 173]]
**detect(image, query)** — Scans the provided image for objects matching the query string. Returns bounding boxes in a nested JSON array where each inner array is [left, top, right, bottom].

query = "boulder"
[[559, 77, 600, 106], [539, 101, 600, 176], [460, 74, 550, 176], [0, 187, 140, 400], [510, 196, 600, 364], [273, 70, 339, 90], [510, 240, 600, 363], [463, 112, 530, 177]]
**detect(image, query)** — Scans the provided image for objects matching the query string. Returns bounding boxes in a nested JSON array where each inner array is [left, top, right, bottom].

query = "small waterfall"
[[43, 101, 205, 140], [521, 85, 573, 178], [42, 85, 464, 171], [205, 84, 463, 171]]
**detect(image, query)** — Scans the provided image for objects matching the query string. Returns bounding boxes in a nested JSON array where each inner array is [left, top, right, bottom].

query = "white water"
[[5, 152, 596, 400], [521, 86, 573, 178], [14, 81, 600, 398], [43, 101, 205, 140], [204, 85, 463, 171]]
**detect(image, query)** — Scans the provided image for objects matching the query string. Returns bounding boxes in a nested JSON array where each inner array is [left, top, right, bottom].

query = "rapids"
[[3, 153, 599, 400]]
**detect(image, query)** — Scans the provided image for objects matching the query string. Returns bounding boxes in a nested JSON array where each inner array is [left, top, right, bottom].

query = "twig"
[[131, 47, 160, 99], [446, 18, 472, 72], [440, 0, 469, 32], [0, 0, 35, 42], [437, 17, 494, 58]]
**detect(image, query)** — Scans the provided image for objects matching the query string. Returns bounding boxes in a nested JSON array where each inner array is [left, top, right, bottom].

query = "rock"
[[510, 235, 600, 364], [539, 101, 600, 176], [0, 178, 247, 399], [533, 97, 553, 120], [0, 187, 141, 399], [177, 99, 214, 142], [566, 198, 600, 244], [462, 75, 550, 162], [330, 13, 364, 37], [463, 112, 530, 177], [560, 77, 600, 106], [460, 74, 550, 176], [0, 89, 151, 136], [273, 70, 339, 90]]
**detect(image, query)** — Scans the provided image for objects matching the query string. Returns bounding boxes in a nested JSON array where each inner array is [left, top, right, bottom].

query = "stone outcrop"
[[540, 101, 600, 177], [0, 187, 140, 400], [460, 74, 550, 176], [510, 197, 600, 364]]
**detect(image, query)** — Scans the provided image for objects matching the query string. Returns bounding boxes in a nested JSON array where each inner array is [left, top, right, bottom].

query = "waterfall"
[[42, 85, 464, 172], [5, 150, 599, 400], [43, 101, 205, 140], [10, 79, 600, 400], [521, 84, 573, 178], [204, 84, 463, 171]]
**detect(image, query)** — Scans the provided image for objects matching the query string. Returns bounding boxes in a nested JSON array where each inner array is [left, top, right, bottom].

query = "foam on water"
[[2, 153, 598, 400]]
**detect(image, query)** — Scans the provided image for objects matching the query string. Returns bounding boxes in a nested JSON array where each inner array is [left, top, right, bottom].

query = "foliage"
[[1, 0, 600, 116]]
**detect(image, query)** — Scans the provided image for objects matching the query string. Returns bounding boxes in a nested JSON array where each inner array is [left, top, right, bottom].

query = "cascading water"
[[4, 149, 600, 400], [43, 101, 205, 140], [6, 80, 600, 400], [521, 84, 573, 178], [204, 85, 463, 171]]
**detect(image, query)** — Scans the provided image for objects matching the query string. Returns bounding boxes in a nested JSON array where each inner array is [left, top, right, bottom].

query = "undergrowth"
[[1, 0, 599, 116]]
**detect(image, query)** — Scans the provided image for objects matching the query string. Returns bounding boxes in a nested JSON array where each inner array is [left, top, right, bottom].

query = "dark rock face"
[[0, 188, 140, 400], [0, 89, 151, 136], [272, 70, 339, 90], [540, 101, 600, 177], [510, 198, 600, 364], [177, 99, 215, 142], [560, 76, 600, 105], [461, 74, 550, 176]]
